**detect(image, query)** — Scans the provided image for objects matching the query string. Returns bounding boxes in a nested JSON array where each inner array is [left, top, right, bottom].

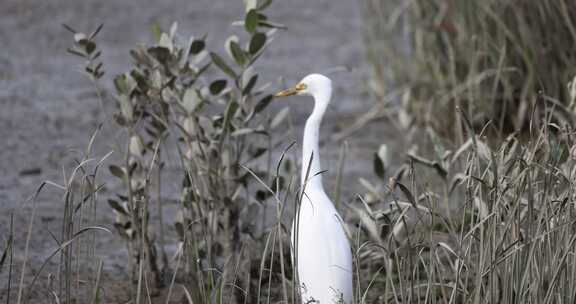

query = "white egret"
[[275, 74, 353, 304]]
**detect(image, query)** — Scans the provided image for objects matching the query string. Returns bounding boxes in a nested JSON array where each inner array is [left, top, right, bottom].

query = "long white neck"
[[301, 89, 331, 191]]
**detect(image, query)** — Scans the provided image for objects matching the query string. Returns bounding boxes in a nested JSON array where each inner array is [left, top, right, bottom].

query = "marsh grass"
[[362, 0, 576, 138], [0, 127, 112, 304], [11, 102, 576, 303], [353, 106, 576, 303]]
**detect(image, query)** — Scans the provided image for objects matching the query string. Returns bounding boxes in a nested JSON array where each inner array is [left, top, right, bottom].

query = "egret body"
[[275, 74, 353, 304]]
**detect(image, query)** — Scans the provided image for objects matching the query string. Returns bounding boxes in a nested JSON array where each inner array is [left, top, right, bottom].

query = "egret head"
[[275, 74, 332, 98]]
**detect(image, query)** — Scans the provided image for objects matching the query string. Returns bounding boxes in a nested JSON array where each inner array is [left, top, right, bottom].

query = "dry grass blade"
[[25, 227, 111, 297], [90, 260, 104, 304], [16, 182, 48, 304]]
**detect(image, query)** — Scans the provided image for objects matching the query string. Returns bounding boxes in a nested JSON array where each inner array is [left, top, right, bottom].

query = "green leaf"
[[242, 74, 258, 95], [118, 95, 133, 121], [169, 22, 178, 39], [73, 32, 87, 43], [271, 176, 285, 191], [373, 153, 385, 179], [255, 95, 273, 113], [151, 23, 162, 41], [258, 21, 287, 29], [88, 24, 104, 40], [256, 13, 268, 21], [426, 127, 445, 161], [129, 135, 145, 157], [245, 9, 259, 33], [396, 182, 416, 207], [256, 189, 268, 201], [190, 39, 205, 55], [210, 52, 237, 79], [225, 36, 239, 59], [249, 32, 266, 54], [223, 101, 239, 133], [114, 74, 129, 95], [159, 33, 173, 52], [230, 41, 247, 66], [244, 0, 258, 12], [174, 221, 184, 240], [67, 47, 86, 58], [114, 114, 127, 126], [114, 73, 138, 96], [83, 41, 96, 55], [107, 199, 128, 215], [231, 128, 255, 137], [148, 46, 171, 63], [250, 147, 267, 159], [209, 79, 228, 95], [109, 165, 125, 179], [197, 61, 212, 76], [257, 0, 272, 10], [182, 88, 201, 113], [283, 158, 292, 173]]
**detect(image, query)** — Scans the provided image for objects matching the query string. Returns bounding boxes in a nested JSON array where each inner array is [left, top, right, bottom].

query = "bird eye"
[[296, 83, 307, 91]]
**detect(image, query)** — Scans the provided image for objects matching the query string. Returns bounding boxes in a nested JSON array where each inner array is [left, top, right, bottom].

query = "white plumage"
[[275, 74, 353, 304]]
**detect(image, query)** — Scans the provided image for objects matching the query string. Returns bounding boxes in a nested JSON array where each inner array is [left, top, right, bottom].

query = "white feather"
[[289, 74, 353, 304]]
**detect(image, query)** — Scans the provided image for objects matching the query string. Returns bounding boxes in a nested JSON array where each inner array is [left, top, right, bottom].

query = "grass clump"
[[362, 0, 576, 137], [1, 128, 111, 304], [354, 108, 576, 303]]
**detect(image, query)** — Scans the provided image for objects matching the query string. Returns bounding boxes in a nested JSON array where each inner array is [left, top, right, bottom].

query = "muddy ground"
[[0, 0, 406, 302]]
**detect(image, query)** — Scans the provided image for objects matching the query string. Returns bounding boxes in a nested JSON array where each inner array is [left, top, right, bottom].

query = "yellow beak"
[[274, 87, 299, 97]]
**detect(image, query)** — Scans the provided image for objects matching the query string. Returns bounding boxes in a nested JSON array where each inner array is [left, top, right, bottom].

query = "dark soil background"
[[0, 0, 404, 302]]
